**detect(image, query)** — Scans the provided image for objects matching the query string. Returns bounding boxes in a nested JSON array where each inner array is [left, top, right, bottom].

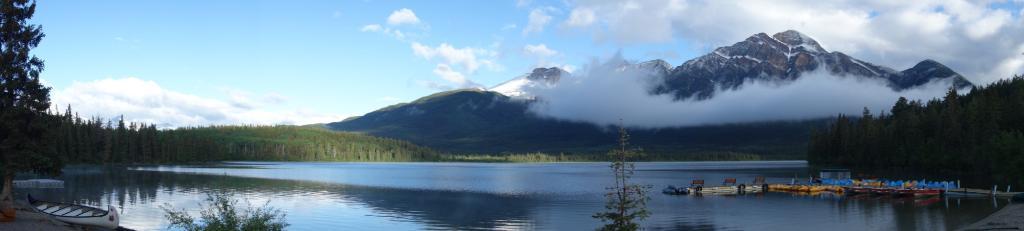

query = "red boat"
[[871, 188, 895, 195], [894, 188, 942, 197], [843, 187, 874, 194]]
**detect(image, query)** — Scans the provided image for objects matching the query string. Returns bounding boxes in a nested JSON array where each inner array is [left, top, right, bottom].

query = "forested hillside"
[[48, 108, 441, 163], [809, 75, 1024, 186], [329, 90, 823, 159]]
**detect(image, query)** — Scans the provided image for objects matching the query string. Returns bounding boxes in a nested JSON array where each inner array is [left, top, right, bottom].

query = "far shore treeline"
[[47, 109, 439, 163], [809, 75, 1024, 187], [44, 107, 769, 164]]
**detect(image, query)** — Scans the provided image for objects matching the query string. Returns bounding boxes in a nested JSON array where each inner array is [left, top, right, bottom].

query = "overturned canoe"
[[27, 194, 119, 229]]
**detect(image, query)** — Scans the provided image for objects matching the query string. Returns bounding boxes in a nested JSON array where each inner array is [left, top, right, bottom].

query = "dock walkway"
[[947, 188, 1020, 198]]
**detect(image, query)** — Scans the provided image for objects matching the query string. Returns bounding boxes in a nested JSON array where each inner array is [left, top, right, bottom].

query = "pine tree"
[[0, 0, 59, 211], [594, 123, 650, 231]]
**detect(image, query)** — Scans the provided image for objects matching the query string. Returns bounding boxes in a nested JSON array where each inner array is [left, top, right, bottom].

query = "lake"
[[13, 161, 1009, 230]]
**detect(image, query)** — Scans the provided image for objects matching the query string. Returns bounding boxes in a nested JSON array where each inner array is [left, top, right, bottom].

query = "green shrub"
[[161, 192, 288, 231]]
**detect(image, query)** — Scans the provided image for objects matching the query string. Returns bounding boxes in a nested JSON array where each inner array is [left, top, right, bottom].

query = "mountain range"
[[327, 30, 973, 157]]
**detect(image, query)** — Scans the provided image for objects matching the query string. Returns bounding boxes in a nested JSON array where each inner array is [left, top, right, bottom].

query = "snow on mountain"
[[655, 30, 973, 100], [490, 67, 567, 98], [489, 30, 972, 102]]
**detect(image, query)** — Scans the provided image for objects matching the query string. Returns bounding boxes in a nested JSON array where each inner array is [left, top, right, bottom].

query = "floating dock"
[[12, 179, 64, 189], [945, 188, 1020, 198]]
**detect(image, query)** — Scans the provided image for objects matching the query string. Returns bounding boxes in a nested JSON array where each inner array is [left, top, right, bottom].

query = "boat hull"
[[895, 189, 942, 197], [27, 195, 119, 229]]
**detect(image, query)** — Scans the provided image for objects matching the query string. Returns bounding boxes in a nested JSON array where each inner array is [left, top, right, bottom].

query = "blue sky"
[[31, 0, 1024, 127]]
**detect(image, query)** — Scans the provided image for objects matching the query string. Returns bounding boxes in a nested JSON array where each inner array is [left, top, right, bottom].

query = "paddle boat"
[[662, 185, 690, 195], [870, 187, 895, 195], [843, 186, 874, 194], [27, 194, 119, 229], [688, 179, 741, 195]]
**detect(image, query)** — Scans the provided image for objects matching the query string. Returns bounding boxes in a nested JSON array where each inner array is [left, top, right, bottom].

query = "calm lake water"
[[13, 161, 1009, 230]]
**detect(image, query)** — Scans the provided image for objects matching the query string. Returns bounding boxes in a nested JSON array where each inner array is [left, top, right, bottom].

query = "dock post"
[[957, 180, 960, 189], [992, 185, 997, 195]]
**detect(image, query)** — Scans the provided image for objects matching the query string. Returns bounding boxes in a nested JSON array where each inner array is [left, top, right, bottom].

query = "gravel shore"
[[0, 202, 76, 231], [959, 203, 1024, 231]]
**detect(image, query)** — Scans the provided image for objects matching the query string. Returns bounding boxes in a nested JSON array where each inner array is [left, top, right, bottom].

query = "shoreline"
[[0, 201, 76, 231], [0, 200, 129, 231], [959, 202, 1024, 231]]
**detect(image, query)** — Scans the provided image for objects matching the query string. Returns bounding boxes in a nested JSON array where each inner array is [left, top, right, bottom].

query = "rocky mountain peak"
[[656, 30, 973, 100], [491, 67, 568, 97], [898, 59, 973, 89], [771, 30, 826, 53], [526, 67, 566, 83], [633, 59, 673, 76]]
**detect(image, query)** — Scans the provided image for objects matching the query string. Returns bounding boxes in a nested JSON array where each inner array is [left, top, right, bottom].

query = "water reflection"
[[17, 167, 545, 230], [10, 162, 1009, 231]]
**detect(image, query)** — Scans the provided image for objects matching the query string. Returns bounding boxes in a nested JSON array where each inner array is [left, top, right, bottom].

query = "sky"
[[30, 0, 1024, 128]]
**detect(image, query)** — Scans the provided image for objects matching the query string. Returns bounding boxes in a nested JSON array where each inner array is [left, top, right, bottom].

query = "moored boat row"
[[843, 187, 942, 197], [768, 184, 844, 193], [667, 180, 948, 199], [663, 177, 769, 196]]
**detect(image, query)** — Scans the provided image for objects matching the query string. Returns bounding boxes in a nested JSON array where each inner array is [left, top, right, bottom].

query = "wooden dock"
[[945, 188, 1021, 198]]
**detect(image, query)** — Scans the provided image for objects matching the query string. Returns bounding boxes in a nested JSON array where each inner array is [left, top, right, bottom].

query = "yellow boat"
[[768, 184, 842, 193]]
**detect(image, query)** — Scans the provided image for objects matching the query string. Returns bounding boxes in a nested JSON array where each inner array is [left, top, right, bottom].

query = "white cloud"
[[411, 42, 499, 74], [360, 24, 407, 40], [526, 57, 958, 128], [387, 8, 420, 25], [559, 64, 577, 73], [263, 92, 288, 104], [523, 44, 572, 71], [563, 0, 1024, 84], [523, 44, 558, 57], [360, 24, 383, 32], [523, 7, 553, 35], [52, 78, 346, 128], [432, 64, 481, 88], [564, 7, 596, 27], [964, 9, 1011, 40], [411, 42, 498, 89]]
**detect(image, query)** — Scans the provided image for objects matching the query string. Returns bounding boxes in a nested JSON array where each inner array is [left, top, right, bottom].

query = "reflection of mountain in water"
[[15, 166, 544, 230], [13, 165, 1006, 230]]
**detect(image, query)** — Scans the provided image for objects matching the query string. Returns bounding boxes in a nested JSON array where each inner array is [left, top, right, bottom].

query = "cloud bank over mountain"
[[561, 0, 1024, 85], [526, 57, 958, 128]]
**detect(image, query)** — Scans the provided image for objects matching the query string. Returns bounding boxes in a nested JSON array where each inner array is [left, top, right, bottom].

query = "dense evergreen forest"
[[42, 106, 776, 164], [809, 75, 1024, 187], [47, 107, 441, 164]]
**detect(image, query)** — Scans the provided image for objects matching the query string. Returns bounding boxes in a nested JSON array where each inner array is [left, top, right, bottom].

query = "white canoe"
[[27, 194, 119, 229], [689, 185, 766, 194]]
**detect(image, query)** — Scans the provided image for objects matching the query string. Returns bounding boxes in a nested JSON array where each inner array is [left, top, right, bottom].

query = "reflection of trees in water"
[[889, 196, 1005, 230], [647, 220, 717, 231], [16, 166, 544, 230], [798, 192, 1004, 230]]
